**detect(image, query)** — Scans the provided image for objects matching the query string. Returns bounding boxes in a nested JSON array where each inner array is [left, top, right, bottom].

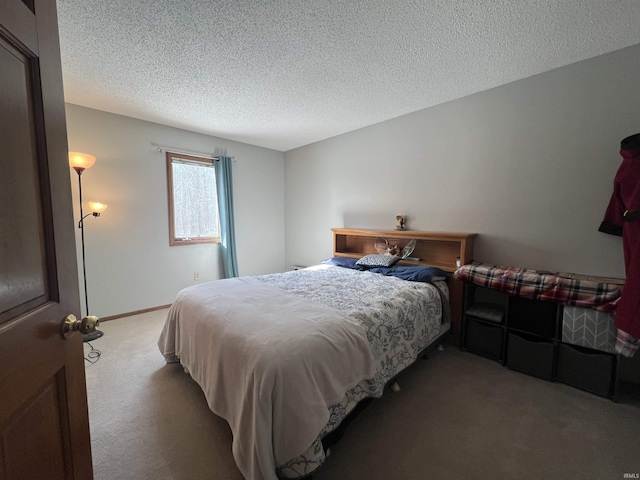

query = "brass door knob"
[[61, 314, 100, 339]]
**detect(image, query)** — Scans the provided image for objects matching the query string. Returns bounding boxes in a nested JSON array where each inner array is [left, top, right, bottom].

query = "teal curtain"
[[215, 156, 239, 277]]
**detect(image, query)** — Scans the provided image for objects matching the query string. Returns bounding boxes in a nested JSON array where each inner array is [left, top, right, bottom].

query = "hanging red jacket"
[[600, 133, 640, 357]]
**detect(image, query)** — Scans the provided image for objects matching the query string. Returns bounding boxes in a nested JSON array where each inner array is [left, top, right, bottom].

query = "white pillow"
[[355, 254, 401, 268]]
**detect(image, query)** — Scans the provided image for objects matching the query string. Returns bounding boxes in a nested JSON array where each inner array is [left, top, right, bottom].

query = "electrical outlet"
[[194, 272, 201, 280]]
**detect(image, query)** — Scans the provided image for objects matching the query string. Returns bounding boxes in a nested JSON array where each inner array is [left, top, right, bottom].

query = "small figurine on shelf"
[[395, 214, 406, 230]]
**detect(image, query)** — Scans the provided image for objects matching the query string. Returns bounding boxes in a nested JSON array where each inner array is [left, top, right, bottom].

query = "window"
[[166, 152, 220, 246]]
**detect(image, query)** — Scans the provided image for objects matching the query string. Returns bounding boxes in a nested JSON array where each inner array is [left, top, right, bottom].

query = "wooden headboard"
[[332, 228, 477, 347]]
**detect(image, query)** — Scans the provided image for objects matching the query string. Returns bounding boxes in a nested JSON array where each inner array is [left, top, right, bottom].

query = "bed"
[[158, 229, 475, 480]]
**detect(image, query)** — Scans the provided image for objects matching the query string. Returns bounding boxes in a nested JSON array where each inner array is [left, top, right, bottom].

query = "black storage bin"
[[617, 352, 640, 384], [556, 343, 615, 397], [508, 296, 559, 338], [506, 332, 555, 380], [614, 354, 640, 402], [464, 318, 504, 361]]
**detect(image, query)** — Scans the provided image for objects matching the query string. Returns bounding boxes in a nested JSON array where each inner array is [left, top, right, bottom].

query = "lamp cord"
[[84, 341, 101, 365]]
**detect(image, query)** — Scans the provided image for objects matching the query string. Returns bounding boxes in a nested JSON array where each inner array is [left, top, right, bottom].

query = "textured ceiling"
[[57, 0, 640, 152]]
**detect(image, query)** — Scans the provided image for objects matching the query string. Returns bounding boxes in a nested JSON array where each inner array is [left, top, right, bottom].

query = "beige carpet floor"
[[85, 309, 640, 480]]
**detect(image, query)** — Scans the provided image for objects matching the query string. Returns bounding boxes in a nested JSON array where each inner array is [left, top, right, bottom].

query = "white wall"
[[284, 44, 640, 278], [66, 105, 285, 318]]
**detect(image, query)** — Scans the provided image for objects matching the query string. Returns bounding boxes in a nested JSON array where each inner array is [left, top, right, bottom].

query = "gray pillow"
[[355, 254, 401, 268]]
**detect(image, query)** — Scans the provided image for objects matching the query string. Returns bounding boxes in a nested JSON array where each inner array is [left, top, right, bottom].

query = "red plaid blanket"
[[453, 263, 623, 312]]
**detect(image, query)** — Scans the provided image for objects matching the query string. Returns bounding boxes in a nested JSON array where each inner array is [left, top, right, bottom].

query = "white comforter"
[[158, 276, 377, 480]]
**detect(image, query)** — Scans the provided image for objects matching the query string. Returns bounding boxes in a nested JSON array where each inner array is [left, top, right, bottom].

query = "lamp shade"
[[69, 152, 96, 170], [88, 202, 108, 214]]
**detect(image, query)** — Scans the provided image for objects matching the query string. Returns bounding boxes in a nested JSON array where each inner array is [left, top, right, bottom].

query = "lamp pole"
[[74, 167, 90, 316]]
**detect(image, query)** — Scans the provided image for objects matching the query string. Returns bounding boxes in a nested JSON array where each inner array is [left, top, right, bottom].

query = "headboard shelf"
[[332, 228, 476, 273], [332, 228, 477, 347]]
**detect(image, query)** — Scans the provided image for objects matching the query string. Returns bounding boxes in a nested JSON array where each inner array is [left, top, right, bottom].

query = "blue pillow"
[[369, 265, 449, 282], [321, 257, 365, 270]]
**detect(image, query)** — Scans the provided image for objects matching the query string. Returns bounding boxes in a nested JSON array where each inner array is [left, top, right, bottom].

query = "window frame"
[[166, 151, 221, 246]]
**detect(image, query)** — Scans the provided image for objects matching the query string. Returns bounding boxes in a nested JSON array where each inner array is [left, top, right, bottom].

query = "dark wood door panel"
[[0, 0, 93, 478], [0, 0, 38, 54], [1, 372, 71, 480], [0, 34, 51, 323]]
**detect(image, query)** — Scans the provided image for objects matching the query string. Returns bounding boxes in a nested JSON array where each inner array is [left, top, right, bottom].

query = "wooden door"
[[0, 1, 93, 479]]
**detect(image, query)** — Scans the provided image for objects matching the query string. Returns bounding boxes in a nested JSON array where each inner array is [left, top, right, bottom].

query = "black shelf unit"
[[461, 283, 508, 363], [462, 283, 561, 379], [460, 282, 626, 399], [505, 295, 561, 381]]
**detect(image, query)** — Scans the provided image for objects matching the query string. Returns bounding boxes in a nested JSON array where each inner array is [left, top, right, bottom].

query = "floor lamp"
[[69, 152, 108, 342]]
